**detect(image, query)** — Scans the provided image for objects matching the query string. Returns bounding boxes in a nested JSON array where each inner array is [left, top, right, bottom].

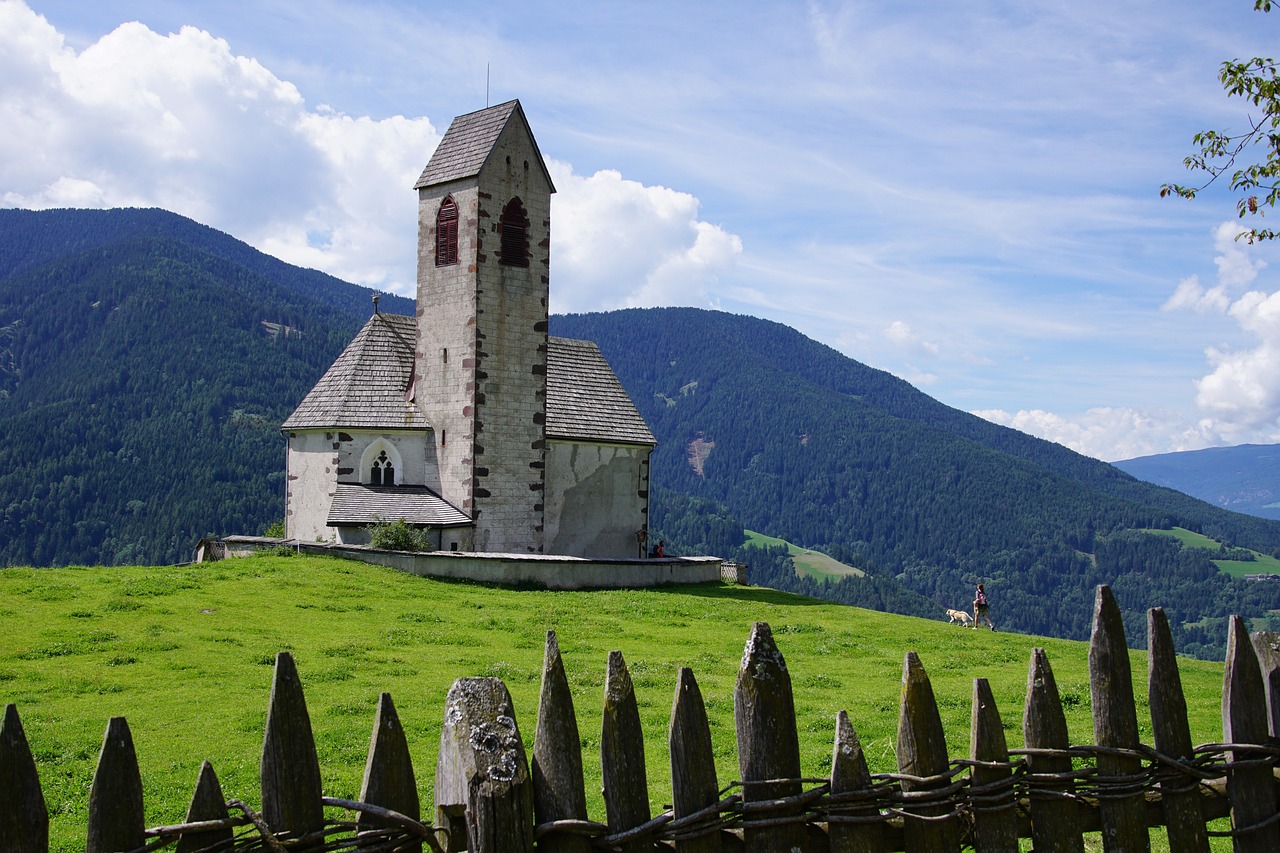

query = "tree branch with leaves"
[[1162, 0, 1280, 242]]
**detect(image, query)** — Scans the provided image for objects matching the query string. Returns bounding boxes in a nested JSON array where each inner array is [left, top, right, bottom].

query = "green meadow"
[[1, 554, 1228, 851], [1141, 526, 1280, 578], [743, 529, 865, 579]]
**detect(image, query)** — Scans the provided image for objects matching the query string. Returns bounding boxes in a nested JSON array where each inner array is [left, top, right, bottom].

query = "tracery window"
[[369, 450, 395, 486], [499, 197, 529, 267], [435, 196, 458, 266]]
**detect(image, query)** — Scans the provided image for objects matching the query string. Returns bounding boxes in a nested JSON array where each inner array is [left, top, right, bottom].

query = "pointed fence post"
[[86, 717, 145, 853], [435, 677, 534, 853], [0, 704, 48, 853], [970, 679, 1017, 853], [896, 651, 960, 851], [358, 692, 421, 853], [176, 761, 233, 853], [1088, 585, 1149, 852], [1249, 630, 1280, 741], [735, 622, 805, 852], [1222, 615, 1280, 852], [1147, 608, 1209, 853], [1023, 648, 1084, 853], [830, 710, 886, 853], [261, 651, 324, 850], [532, 630, 592, 853], [602, 650, 652, 853], [669, 667, 722, 853]]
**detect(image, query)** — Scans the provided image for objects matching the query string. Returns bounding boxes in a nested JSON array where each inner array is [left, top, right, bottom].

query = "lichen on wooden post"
[[86, 716, 144, 853], [669, 666, 722, 853], [969, 678, 1017, 853], [531, 630, 591, 853], [1088, 585, 1149, 852], [602, 650, 651, 853], [1147, 608, 1209, 853], [0, 703, 48, 853], [830, 709, 885, 853], [1024, 648, 1083, 853], [896, 651, 959, 851], [175, 760, 232, 853], [260, 651, 324, 849], [1223, 615, 1280, 852], [735, 621, 804, 852], [436, 677, 534, 853], [358, 692, 421, 852]]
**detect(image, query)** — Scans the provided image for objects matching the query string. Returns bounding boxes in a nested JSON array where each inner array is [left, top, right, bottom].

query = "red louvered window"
[[435, 196, 458, 266], [499, 197, 529, 267]]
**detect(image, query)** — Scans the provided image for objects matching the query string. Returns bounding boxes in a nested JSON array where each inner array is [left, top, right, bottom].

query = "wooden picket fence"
[[4, 584, 1280, 852]]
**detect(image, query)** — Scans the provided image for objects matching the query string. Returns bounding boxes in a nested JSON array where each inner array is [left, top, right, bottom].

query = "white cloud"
[[547, 162, 741, 313], [974, 406, 1219, 462], [0, 2, 438, 294]]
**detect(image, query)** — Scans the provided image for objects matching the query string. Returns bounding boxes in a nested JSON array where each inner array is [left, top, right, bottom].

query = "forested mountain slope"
[[0, 219, 367, 565], [552, 308, 1280, 658], [1115, 444, 1280, 521]]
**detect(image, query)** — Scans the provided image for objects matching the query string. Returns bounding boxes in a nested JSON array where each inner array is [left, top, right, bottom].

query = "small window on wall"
[[499, 197, 529, 267], [436, 196, 459, 266], [369, 450, 395, 486]]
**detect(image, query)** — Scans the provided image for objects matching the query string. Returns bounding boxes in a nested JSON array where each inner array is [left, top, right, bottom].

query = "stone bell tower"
[[412, 100, 555, 553]]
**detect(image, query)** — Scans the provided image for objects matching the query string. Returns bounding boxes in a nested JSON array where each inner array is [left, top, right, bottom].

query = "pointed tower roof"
[[282, 313, 427, 430], [414, 99, 556, 192]]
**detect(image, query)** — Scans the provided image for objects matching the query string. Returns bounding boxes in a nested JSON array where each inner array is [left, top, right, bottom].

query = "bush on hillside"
[[369, 518, 434, 552]]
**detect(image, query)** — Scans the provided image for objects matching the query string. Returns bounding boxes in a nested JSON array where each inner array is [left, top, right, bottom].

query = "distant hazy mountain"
[[1114, 444, 1280, 521]]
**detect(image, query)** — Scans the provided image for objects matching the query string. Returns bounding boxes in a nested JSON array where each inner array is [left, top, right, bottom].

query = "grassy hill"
[[1, 555, 1227, 851], [744, 529, 865, 579]]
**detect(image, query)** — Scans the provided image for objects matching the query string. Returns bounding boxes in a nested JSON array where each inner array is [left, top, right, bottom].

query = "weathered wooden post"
[[85, 717, 145, 853], [602, 650, 652, 853], [1249, 630, 1280, 741], [261, 651, 325, 850], [969, 679, 1017, 853], [1023, 648, 1084, 853], [735, 622, 805, 852], [1088, 585, 1149, 852], [1147, 608, 1209, 853], [669, 666, 723, 853], [358, 692, 421, 852], [436, 677, 534, 853], [175, 761, 233, 853], [829, 709, 886, 853], [1222, 615, 1280, 852], [0, 703, 48, 853], [897, 651, 960, 851], [532, 630, 592, 853]]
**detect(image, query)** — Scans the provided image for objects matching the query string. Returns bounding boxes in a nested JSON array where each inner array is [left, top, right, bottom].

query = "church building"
[[282, 100, 656, 559]]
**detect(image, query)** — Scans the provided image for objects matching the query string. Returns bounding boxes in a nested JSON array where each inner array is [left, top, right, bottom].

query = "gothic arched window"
[[370, 450, 395, 486], [499, 197, 529, 267], [435, 196, 458, 266]]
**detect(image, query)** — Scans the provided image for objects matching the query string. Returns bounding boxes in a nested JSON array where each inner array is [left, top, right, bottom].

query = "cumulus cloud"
[[973, 406, 1219, 462], [0, 3, 742, 306], [1161, 220, 1280, 442], [0, 3, 439, 293], [547, 162, 741, 313]]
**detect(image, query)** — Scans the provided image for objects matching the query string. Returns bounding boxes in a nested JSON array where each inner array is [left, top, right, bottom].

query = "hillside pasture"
[[1, 554, 1226, 851], [744, 528, 866, 579], [1141, 526, 1280, 577]]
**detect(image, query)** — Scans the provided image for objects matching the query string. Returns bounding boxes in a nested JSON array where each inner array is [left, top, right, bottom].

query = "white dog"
[[946, 608, 973, 626]]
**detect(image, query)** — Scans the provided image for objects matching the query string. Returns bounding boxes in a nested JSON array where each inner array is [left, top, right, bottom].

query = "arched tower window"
[[435, 196, 458, 266], [499, 197, 529, 267]]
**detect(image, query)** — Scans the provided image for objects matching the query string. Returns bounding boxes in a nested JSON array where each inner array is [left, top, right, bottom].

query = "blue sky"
[[6, 0, 1280, 461]]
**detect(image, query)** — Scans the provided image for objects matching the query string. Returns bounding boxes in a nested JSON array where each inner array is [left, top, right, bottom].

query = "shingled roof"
[[328, 484, 470, 527], [282, 313, 426, 431], [414, 99, 556, 192], [546, 337, 655, 446]]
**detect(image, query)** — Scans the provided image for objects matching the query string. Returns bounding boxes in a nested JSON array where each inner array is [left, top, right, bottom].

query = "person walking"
[[973, 583, 995, 630]]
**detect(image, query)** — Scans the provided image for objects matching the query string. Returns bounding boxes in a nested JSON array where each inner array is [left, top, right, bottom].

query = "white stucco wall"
[[284, 428, 437, 542], [544, 439, 650, 559]]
